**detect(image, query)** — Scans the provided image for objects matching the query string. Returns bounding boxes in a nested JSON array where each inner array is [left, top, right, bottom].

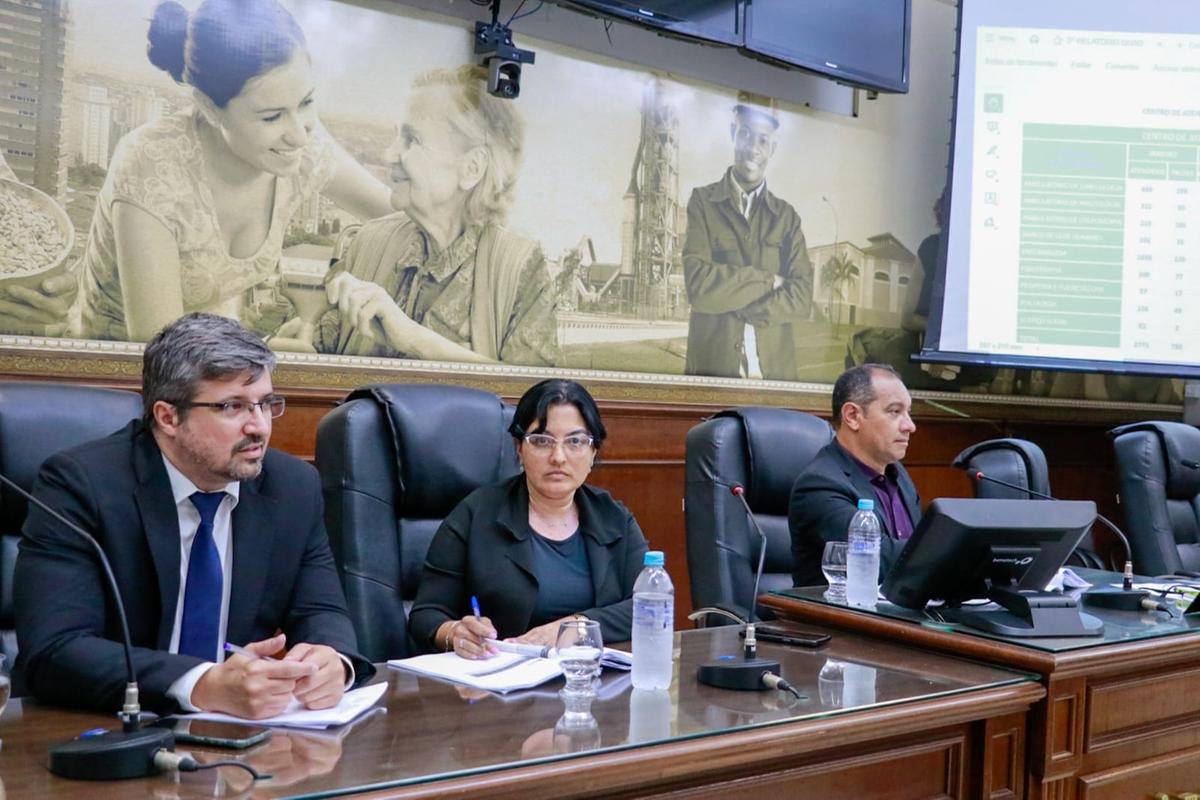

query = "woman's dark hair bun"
[[147, 1, 189, 83]]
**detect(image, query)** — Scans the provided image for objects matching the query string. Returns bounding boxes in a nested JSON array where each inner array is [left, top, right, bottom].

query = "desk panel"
[[764, 583, 1200, 799]]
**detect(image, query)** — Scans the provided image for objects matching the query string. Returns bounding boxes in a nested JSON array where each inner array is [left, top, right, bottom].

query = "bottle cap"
[[857, 498, 875, 511], [643, 550, 664, 567]]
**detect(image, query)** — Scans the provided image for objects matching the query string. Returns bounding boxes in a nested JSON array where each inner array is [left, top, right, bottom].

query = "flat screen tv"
[[742, 0, 912, 93], [549, 0, 742, 47]]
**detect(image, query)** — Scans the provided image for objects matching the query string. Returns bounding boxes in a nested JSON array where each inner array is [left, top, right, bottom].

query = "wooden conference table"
[[763, 570, 1200, 800], [0, 626, 1040, 799]]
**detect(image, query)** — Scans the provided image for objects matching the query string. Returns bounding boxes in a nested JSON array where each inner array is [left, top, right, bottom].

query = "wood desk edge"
[[348, 681, 1044, 800]]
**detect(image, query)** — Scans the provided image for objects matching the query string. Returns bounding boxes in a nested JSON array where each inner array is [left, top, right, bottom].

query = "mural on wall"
[[0, 0, 1179, 402]]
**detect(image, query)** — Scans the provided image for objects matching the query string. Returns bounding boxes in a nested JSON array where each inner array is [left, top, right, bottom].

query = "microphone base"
[[697, 658, 781, 691], [49, 726, 173, 780], [1081, 588, 1153, 611]]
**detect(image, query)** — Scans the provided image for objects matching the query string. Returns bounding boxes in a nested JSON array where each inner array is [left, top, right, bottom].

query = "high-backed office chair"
[[1109, 421, 1200, 575], [315, 384, 519, 661], [685, 408, 834, 622], [0, 382, 142, 669], [953, 437, 1106, 569], [953, 438, 1051, 500]]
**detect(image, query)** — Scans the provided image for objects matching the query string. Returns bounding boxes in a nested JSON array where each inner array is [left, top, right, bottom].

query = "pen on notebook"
[[470, 595, 482, 619], [483, 639, 552, 659]]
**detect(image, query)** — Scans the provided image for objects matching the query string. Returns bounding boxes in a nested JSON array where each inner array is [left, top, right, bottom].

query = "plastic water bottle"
[[845, 498, 881, 608], [627, 688, 672, 743], [631, 550, 674, 690]]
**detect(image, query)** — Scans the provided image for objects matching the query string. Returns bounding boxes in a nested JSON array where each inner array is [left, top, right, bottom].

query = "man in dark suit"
[[789, 364, 921, 587], [682, 93, 812, 381], [15, 313, 370, 716]]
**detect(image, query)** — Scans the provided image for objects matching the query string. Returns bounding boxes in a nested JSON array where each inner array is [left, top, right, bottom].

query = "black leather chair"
[[953, 437, 1106, 569], [952, 438, 1051, 500], [0, 381, 141, 670], [315, 384, 519, 661], [684, 408, 833, 622], [1109, 421, 1200, 575]]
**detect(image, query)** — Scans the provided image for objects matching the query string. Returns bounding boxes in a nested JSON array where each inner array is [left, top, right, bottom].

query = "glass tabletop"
[[248, 625, 1030, 799], [774, 568, 1200, 653]]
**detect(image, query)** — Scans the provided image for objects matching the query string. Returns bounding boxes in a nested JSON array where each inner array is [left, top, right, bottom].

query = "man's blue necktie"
[[179, 491, 226, 661]]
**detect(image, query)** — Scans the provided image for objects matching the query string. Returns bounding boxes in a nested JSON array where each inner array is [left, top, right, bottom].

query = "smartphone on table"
[[739, 623, 831, 648], [154, 718, 273, 749]]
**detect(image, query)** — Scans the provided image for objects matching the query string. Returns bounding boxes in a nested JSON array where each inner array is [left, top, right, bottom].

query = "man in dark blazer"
[[682, 94, 813, 381], [15, 313, 371, 716], [789, 364, 921, 587]]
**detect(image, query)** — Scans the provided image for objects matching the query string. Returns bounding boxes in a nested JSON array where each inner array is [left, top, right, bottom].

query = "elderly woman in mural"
[[73, 0, 396, 342], [307, 65, 559, 366]]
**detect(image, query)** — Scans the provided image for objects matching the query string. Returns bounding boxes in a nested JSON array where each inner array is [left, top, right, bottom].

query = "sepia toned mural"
[[0, 0, 1179, 403]]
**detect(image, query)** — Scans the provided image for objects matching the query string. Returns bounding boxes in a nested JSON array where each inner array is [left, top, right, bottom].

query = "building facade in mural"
[[811, 234, 916, 329], [0, 0, 70, 199]]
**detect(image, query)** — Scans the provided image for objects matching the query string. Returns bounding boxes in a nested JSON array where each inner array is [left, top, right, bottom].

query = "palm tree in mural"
[[821, 251, 857, 330]]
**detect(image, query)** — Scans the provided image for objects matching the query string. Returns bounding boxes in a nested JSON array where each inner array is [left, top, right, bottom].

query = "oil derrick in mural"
[[624, 77, 680, 320]]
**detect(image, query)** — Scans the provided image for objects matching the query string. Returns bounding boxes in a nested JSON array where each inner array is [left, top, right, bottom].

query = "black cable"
[[510, 1, 543, 23], [775, 676, 805, 701], [178, 755, 270, 781], [506, 0, 528, 24], [760, 672, 806, 701]]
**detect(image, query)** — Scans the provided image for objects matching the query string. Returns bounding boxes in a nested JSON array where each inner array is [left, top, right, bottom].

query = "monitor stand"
[[942, 586, 1104, 638]]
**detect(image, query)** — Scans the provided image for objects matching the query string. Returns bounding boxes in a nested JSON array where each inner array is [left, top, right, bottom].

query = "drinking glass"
[[0, 654, 10, 719], [822, 541, 849, 601], [553, 707, 601, 754], [556, 619, 603, 699]]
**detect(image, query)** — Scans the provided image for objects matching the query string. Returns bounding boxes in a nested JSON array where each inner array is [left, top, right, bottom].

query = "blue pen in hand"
[[467, 596, 499, 656], [224, 641, 267, 661]]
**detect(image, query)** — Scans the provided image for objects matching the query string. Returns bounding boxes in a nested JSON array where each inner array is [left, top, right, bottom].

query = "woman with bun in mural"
[[74, 0, 395, 342]]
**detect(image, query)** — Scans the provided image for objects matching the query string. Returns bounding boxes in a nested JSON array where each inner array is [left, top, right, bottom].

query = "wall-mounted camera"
[[474, 20, 536, 99]]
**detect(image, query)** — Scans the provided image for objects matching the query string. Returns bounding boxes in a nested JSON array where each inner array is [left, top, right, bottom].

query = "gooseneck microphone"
[[968, 470, 1170, 614], [970, 470, 1134, 571], [0, 473, 175, 779], [731, 484, 768, 626], [686, 483, 786, 694]]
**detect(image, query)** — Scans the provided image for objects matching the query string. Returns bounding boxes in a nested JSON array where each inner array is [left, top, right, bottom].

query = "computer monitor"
[[881, 498, 1103, 637]]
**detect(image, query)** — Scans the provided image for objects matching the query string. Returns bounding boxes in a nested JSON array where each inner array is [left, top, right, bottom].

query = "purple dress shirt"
[[842, 444, 915, 540]]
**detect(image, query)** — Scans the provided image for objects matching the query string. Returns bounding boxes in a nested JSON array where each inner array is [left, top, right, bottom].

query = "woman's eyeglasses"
[[523, 433, 595, 454]]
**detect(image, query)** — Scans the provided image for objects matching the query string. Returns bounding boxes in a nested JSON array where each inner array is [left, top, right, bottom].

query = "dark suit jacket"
[[682, 169, 813, 380], [409, 474, 649, 652], [13, 421, 371, 712], [788, 440, 922, 587]]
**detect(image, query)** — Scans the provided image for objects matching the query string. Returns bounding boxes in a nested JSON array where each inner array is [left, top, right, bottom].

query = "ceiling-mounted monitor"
[[742, 0, 912, 94], [547, 0, 742, 47]]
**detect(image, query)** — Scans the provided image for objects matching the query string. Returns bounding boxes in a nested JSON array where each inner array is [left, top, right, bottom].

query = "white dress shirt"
[[160, 456, 354, 710], [162, 456, 239, 710]]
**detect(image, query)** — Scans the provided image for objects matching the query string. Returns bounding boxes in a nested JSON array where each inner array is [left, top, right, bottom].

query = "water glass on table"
[[556, 619, 603, 700], [822, 541, 849, 601]]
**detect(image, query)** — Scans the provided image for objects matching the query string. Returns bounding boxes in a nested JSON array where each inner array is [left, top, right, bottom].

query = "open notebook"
[[179, 681, 388, 730], [388, 648, 631, 694]]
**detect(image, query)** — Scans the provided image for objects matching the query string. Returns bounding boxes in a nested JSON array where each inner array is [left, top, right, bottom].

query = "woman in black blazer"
[[409, 379, 649, 656]]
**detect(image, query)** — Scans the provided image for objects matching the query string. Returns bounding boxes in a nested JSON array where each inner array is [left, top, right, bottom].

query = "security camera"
[[486, 58, 523, 99], [474, 20, 535, 99]]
